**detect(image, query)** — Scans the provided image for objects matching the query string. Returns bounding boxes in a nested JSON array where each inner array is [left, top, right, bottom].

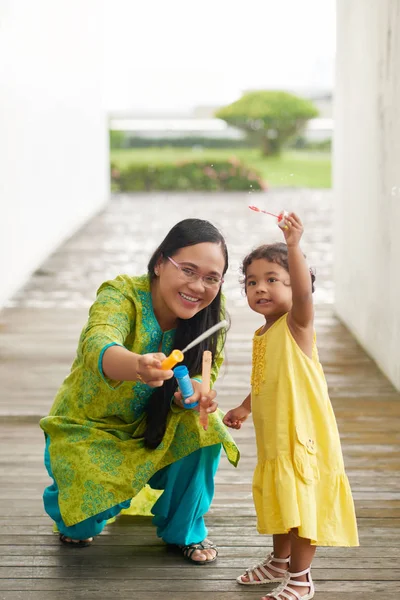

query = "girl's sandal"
[[237, 553, 290, 585], [59, 534, 92, 548], [262, 566, 315, 600], [178, 539, 218, 565]]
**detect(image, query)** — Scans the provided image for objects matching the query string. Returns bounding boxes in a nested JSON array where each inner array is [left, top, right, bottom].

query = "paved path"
[[1, 192, 399, 599]]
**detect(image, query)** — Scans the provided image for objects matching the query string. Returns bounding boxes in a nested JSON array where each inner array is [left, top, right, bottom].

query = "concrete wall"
[[334, 0, 400, 389], [0, 1, 108, 308]]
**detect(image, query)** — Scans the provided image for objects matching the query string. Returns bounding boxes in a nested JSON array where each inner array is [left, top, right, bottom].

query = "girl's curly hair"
[[241, 242, 316, 293]]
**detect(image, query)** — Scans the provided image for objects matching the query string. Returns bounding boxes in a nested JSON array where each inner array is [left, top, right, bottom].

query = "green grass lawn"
[[110, 148, 331, 189]]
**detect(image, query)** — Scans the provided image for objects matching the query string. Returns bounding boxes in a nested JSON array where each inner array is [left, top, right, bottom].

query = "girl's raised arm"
[[282, 213, 314, 329]]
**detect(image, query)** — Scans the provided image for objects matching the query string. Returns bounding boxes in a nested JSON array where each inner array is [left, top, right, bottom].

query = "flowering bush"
[[111, 158, 267, 192]]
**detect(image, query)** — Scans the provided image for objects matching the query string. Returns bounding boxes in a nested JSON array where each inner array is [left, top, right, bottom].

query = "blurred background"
[[106, 0, 334, 193]]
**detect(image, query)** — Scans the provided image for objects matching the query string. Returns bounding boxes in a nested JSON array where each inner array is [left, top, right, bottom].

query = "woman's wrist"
[[132, 353, 146, 383]]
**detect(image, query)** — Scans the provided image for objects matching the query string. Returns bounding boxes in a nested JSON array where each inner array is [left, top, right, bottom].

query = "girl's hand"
[[173, 379, 218, 414], [136, 353, 173, 387], [281, 212, 304, 247], [223, 405, 250, 429]]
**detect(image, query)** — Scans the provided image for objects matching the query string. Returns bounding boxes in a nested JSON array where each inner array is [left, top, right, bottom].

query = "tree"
[[215, 91, 318, 156]]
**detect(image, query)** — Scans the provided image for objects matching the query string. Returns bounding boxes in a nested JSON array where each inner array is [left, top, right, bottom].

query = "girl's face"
[[245, 259, 292, 319], [153, 242, 226, 329]]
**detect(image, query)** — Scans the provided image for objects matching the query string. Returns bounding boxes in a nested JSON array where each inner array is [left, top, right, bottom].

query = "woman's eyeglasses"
[[167, 256, 224, 289]]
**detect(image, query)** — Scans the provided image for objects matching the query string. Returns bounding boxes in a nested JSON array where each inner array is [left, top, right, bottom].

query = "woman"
[[40, 218, 239, 564]]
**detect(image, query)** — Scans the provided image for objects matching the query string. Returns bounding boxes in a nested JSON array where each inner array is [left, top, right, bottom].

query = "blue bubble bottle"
[[173, 365, 198, 409]]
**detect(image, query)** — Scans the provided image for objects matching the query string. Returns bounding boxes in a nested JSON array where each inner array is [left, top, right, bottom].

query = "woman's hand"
[[281, 212, 304, 247], [223, 405, 251, 429], [173, 379, 218, 414], [136, 353, 174, 387]]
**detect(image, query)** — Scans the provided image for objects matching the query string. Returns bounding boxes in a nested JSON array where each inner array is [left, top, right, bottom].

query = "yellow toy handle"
[[161, 349, 184, 370]]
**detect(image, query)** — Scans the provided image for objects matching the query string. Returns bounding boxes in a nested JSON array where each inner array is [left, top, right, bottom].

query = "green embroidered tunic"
[[40, 274, 239, 527]]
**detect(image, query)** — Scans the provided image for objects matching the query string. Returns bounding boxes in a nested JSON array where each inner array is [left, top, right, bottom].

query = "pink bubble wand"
[[248, 205, 288, 228], [249, 205, 279, 218]]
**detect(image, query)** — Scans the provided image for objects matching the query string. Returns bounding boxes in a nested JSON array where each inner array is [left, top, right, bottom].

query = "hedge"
[[111, 159, 266, 192], [123, 136, 254, 149]]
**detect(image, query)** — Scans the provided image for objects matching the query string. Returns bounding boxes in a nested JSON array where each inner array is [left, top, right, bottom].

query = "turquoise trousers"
[[43, 438, 221, 545]]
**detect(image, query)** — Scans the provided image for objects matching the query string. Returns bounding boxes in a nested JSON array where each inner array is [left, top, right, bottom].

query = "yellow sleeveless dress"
[[251, 314, 359, 546]]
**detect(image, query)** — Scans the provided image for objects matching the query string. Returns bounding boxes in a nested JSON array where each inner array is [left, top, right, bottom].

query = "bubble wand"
[[249, 205, 289, 229], [161, 320, 228, 370], [249, 205, 279, 218]]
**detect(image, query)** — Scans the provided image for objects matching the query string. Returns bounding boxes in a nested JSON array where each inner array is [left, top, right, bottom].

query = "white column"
[[0, 1, 108, 307], [334, 0, 400, 389]]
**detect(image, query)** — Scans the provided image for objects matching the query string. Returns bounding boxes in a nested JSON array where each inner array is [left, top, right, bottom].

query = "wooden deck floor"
[[1, 194, 399, 599], [1, 305, 399, 599]]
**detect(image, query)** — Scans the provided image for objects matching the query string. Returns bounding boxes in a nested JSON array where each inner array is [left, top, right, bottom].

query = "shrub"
[[109, 130, 126, 149], [123, 136, 255, 149], [111, 159, 267, 192], [289, 136, 332, 152]]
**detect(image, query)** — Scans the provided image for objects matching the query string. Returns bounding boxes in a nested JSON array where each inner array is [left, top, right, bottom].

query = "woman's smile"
[[179, 291, 202, 305]]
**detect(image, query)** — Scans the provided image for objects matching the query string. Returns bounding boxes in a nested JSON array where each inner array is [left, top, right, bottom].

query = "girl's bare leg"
[[263, 529, 316, 599], [289, 529, 316, 574], [273, 532, 292, 562]]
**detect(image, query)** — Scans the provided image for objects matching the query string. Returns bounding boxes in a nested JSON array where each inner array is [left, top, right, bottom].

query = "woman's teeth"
[[180, 292, 199, 303]]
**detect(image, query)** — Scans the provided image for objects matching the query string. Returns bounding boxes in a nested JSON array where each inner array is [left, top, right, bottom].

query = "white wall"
[[0, 1, 108, 308], [334, 0, 400, 389]]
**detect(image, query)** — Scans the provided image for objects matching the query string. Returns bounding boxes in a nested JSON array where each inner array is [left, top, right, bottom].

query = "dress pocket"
[[293, 427, 320, 485]]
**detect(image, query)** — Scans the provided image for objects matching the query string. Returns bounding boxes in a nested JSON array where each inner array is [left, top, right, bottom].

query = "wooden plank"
[[0, 565, 400, 581], [1, 578, 400, 592], [1, 544, 399, 558], [0, 556, 398, 569], [1, 593, 399, 600]]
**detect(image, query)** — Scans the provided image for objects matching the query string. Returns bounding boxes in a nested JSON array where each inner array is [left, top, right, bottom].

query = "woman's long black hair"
[[144, 218, 229, 449]]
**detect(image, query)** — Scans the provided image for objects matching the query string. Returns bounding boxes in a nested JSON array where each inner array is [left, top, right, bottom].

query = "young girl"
[[40, 218, 239, 564], [224, 212, 358, 599]]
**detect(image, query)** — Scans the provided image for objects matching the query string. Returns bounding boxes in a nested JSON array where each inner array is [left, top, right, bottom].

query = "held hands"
[[173, 379, 218, 415], [135, 353, 173, 388], [223, 404, 251, 430], [280, 212, 304, 246]]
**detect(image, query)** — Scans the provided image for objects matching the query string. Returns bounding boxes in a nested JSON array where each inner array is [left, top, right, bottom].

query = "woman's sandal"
[[178, 538, 218, 565], [59, 534, 92, 548], [237, 553, 290, 585], [262, 566, 315, 600]]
